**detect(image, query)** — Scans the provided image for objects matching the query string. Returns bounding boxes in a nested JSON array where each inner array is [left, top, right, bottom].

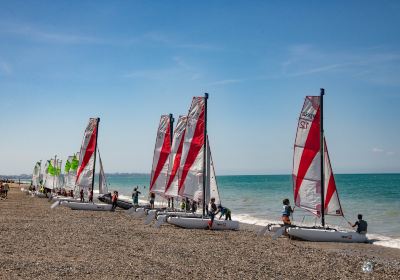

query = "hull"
[[98, 193, 133, 210], [287, 227, 368, 243], [51, 196, 80, 203], [167, 217, 239, 230], [63, 202, 113, 211]]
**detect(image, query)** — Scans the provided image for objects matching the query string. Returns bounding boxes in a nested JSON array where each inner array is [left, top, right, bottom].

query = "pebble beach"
[[1, 184, 399, 280]]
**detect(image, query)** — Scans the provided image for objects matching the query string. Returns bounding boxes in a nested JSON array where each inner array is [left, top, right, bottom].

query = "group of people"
[[280, 198, 367, 234]]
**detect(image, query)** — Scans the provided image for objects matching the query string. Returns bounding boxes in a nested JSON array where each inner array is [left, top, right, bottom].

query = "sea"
[[96, 173, 400, 249]]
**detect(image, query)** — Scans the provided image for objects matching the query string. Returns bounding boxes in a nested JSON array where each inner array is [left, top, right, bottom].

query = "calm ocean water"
[[100, 173, 400, 249]]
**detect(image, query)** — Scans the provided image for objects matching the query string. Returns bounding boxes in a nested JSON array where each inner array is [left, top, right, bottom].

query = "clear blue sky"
[[1, 0, 399, 175]]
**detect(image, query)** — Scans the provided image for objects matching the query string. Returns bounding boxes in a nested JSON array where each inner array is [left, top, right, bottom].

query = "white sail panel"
[[98, 149, 108, 194], [75, 118, 99, 193], [204, 139, 220, 206], [323, 138, 343, 216], [32, 161, 41, 187], [293, 96, 322, 216], [165, 116, 187, 198], [149, 115, 172, 195], [178, 97, 205, 201]]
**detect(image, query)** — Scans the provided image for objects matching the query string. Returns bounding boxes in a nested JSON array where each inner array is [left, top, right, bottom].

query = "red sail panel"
[[149, 115, 172, 195], [165, 116, 187, 197], [178, 97, 205, 201], [323, 138, 343, 216], [293, 96, 322, 216], [75, 118, 99, 192]]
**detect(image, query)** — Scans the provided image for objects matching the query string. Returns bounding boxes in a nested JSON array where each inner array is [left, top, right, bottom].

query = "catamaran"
[[62, 118, 112, 211], [269, 89, 367, 242], [165, 94, 239, 230]]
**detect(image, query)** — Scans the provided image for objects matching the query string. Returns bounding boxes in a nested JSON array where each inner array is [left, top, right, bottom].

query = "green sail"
[[65, 160, 71, 173], [71, 155, 79, 171]]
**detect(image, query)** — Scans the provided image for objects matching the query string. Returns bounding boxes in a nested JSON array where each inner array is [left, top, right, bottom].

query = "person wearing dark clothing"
[[349, 214, 368, 234], [191, 200, 197, 213], [111, 191, 118, 211], [207, 198, 218, 229], [80, 189, 84, 202], [132, 187, 141, 206], [218, 206, 232, 220], [149, 192, 155, 209], [281, 198, 294, 225]]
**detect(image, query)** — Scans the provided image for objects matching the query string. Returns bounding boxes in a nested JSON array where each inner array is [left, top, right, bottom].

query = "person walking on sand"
[[217, 205, 232, 220], [132, 186, 141, 206], [282, 198, 294, 226], [80, 188, 84, 202], [111, 191, 118, 211], [88, 188, 93, 203], [348, 214, 368, 234], [207, 197, 218, 229], [3, 183, 9, 198], [149, 192, 155, 209]]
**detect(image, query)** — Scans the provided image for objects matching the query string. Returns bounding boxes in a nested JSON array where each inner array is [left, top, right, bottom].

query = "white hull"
[[63, 202, 113, 211], [287, 227, 368, 243], [167, 217, 239, 230], [35, 192, 48, 198], [51, 196, 80, 202]]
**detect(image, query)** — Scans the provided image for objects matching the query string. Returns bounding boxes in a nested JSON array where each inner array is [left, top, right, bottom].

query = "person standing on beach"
[[111, 191, 118, 211], [282, 198, 294, 225], [149, 192, 155, 209], [349, 214, 368, 234], [88, 188, 93, 203], [132, 187, 141, 206], [3, 183, 9, 198], [80, 188, 84, 202], [207, 197, 218, 229]]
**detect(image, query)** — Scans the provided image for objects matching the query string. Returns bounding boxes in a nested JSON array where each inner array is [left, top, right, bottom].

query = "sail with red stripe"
[[75, 118, 99, 193], [178, 97, 205, 201], [323, 138, 343, 216], [149, 115, 172, 195], [293, 96, 322, 216], [165, 115, 187, 198]]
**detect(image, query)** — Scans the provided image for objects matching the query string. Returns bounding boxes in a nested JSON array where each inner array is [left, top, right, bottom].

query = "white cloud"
[[372, 147, 384, 153]]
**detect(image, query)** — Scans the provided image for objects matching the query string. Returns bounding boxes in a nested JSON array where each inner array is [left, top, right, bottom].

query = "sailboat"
[[284, 89, 367, 242], [62, 118, 112, 211], [166, 94, 239, 230]]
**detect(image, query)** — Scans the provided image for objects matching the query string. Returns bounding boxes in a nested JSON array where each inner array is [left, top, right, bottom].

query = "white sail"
[[32, 161, 41, 187], [149, 115, 172, 195], [165, 116, 187, 198], [178, 97, 206, 202], [75, 118, 99, 194], [205, 138, 220, 206], [64, 154, 79, 190], [98, 149, 108, 194]]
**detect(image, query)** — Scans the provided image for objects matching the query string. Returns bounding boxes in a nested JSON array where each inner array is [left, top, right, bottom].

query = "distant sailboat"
[[284, 89, 367, 242]]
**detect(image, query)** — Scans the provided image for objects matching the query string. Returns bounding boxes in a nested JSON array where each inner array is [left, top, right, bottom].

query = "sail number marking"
[[299, 120, 309, 129]]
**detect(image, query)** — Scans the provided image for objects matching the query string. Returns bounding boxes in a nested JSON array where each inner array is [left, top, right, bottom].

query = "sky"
[[1, 0, 400, 175]]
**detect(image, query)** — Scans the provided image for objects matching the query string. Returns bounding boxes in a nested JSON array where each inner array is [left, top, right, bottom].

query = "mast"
[[91, 118, 100, 193], [320, 88, 325, 227], [202, 93, 209, 216], [169, 113, 174, 209]]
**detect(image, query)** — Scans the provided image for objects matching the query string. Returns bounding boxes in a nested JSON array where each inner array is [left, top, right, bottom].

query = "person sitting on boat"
[[180, 199, 186, 210], [149, 192, 155, 209], [217, 205, 232, 220], [111, 191, 118, 211], [348, 214, 368, 234], [207, 197, 218, 229], [88, 188, 93, 203], [80, 188, 84, 202], [132, 187, 141, 206], [282, 198, 294, 225]]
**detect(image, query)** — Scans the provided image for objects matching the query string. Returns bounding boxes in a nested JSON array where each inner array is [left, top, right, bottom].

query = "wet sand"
[[1, 184, 399, 279]]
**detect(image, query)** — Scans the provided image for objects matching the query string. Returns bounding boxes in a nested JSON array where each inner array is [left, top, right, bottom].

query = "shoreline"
[[1, 183, 399, 279]]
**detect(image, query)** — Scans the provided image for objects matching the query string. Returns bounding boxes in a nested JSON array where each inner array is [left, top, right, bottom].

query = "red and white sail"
[[178, 97, 206, 201], [149, 115, 172, 195], [323, 138, 343, 216], [293, 96, 343, 217], [165, 116, 187, 198], [75, 118, 99, 192], [293, 96, 322, 216]]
